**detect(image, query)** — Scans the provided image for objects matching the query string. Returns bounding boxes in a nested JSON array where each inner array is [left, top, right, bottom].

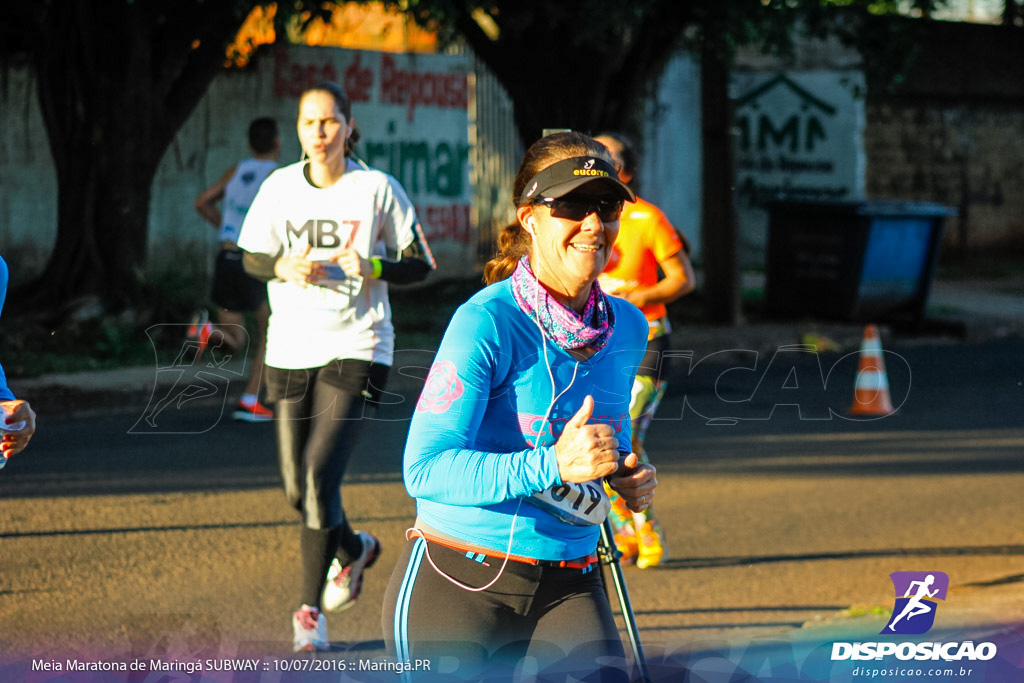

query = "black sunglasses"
[[533, 196, 624, 223]]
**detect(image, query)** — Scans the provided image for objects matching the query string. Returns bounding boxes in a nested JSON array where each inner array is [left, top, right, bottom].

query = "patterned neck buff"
[[510, 256, 614, 352]]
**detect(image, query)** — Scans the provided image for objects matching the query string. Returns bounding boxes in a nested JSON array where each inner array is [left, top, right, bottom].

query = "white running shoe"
[[322, 531, 381, 612], [292, 604, 328, 652]]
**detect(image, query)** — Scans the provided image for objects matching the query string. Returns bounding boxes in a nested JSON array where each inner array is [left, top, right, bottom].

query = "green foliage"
[[0, 241, 214, 378], [393, 0, 950, 142], [0, 314, 158, 379], [795, 2, 951, 91], [142, 242, 214, 316], [389, 277, 484, 349]]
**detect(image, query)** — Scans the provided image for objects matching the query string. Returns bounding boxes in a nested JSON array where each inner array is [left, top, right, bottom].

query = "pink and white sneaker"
[[322, 532, 381, 612], [291, 604, 328, 652]]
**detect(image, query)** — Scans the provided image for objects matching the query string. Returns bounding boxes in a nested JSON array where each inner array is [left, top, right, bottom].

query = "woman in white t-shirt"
[[238, 81, 435, 652]]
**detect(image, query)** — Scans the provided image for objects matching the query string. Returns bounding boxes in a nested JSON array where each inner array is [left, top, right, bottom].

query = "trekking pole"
[[599, 518, 651, 682]]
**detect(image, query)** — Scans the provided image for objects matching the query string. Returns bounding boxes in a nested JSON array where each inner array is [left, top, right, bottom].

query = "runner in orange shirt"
[[595, 132, 695, 568]]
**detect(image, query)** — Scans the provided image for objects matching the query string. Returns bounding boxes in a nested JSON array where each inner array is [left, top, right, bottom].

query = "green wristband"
[[370, 257, 383, 279]]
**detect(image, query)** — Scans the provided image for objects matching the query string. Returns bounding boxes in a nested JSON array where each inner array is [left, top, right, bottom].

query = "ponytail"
[[346, 123, 361, 159], [483, 222, 531, 284]]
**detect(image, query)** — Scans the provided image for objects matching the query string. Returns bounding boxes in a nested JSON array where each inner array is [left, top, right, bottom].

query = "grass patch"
[[1, 275, 487, 379], [1, 313, 162, 378], [1, 244, 213, 379], [841, 605, 889, 619]]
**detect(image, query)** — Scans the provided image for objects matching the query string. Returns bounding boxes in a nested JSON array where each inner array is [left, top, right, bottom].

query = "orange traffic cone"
[[849, 324, 895, 416]]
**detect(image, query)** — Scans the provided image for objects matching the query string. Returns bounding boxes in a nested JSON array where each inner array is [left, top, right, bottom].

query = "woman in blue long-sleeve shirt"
[[0, 256, 37, 463], [383, 132, 658, 681]]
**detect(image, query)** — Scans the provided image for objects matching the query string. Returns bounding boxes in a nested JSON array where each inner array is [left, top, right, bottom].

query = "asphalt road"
[[2, 337, 1023, 681]]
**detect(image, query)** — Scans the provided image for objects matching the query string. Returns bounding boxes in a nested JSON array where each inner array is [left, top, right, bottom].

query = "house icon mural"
[[728, 69, 866, 263], [735, 73, 839, 155]]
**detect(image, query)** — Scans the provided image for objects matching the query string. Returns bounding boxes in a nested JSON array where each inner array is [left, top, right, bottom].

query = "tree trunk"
[[448, 5, 686, 146], [485, 49, 621, 144], [10, 0, 257, 320], [30, 16, 161, 315], [1005, 0, 1024, 26], [699, 33, 742, 326], [39, 137, 160, 314]]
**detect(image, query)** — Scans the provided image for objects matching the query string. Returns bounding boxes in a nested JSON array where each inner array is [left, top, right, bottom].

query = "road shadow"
[[0, 393, 415, 499], [656, 544, 1024, 570], [7, 338, 1022, 498]]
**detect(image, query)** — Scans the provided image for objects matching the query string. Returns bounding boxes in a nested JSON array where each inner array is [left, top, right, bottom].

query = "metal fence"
[[466, 50, 521, 268]]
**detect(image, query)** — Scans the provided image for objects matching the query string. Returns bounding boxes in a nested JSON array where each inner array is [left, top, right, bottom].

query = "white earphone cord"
[[418, 241, 578, 592], [408, 498, 521, 593]]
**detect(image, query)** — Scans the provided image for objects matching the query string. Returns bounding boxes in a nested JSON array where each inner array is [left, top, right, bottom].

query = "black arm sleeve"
[[242, 243, 431, 285], [242, 251, 279, 282], [376, 239, 433, 285]]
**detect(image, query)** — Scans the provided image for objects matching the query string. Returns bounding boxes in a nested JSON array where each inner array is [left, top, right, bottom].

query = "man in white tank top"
[[193, 117, 280, 421]]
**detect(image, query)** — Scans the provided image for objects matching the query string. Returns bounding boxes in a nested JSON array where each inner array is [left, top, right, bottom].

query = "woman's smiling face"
[[518, 191, 621, 310]]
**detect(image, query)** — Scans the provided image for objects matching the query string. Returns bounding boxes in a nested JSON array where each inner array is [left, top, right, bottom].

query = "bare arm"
[[621, 249, 696, 310], [194, 166, 236, 229]]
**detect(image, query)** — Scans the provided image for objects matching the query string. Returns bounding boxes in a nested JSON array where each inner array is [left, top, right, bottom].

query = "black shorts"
[[263, 359, 390, 406], [211, 249, 267, 312]]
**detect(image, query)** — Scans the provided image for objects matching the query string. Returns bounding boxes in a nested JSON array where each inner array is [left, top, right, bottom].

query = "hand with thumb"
[[553, 395, 620, 483], [606, 454, 657, 513], [275, 244, 315, 285], [617, 451, 639, 473], [566, 394, 594, 428]]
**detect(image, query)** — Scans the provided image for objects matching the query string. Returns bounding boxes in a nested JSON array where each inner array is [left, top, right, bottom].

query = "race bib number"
[[526, 479, 610, 526]]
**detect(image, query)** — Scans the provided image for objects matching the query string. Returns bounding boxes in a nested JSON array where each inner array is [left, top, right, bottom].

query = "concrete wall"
[[4, 19, 1023, 288], [638, 53, 704, 259], [0, 63, 58, 280], [0, 45, 491, 286], [864, 101, 1024, 253], [739, 19, 1024, 259], [730, 70, 867, 265]]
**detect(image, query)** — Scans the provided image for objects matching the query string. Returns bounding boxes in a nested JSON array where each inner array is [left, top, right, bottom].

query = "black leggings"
[[382, 537, 628, 682], [267, 361, 388, 606], [267, 360, 388, 529]]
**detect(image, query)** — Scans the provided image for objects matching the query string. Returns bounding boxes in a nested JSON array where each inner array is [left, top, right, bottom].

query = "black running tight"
[[266, 361, 388, 606]]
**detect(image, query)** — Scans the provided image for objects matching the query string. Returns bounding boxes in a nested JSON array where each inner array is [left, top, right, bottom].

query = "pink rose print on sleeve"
[[417, 360, 464, 414]]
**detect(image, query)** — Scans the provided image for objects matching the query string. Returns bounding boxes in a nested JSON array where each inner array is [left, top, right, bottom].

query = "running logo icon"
[[882, 571, 949, 635]]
